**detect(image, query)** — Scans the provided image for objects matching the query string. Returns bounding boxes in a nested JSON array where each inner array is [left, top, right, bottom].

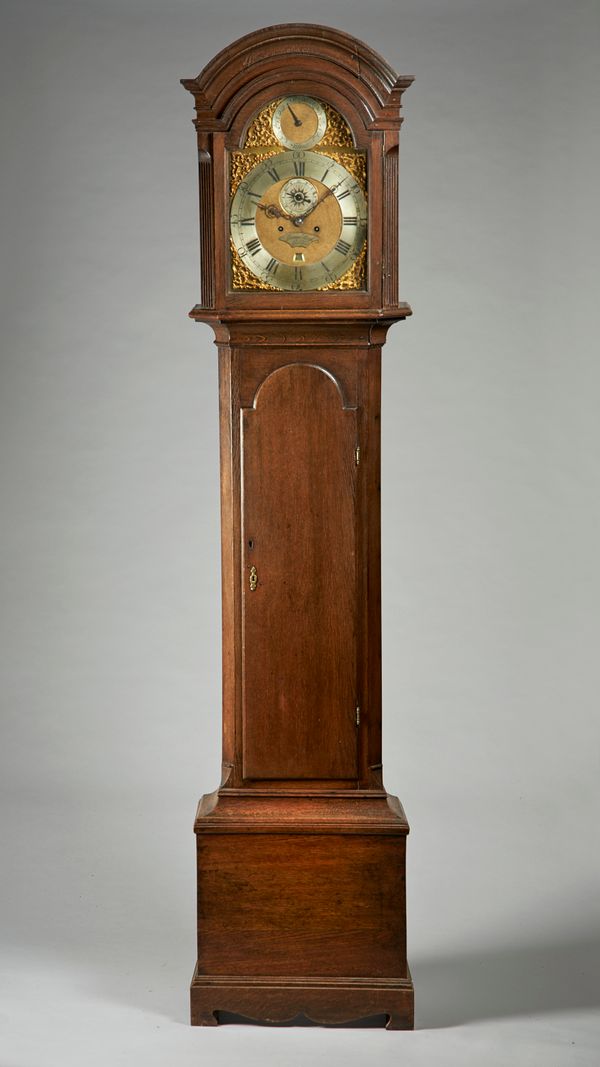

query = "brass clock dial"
[[272, 96, 327, 150], [230, 150, 367, 292]]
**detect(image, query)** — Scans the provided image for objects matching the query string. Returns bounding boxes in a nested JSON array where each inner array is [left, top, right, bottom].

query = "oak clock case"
[[182, 24, 414, 1030]]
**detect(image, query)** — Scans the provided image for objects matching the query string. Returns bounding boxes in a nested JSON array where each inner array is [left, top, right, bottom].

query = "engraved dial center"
[[257, 178, 342, 266], [279, 178, 318, 217]]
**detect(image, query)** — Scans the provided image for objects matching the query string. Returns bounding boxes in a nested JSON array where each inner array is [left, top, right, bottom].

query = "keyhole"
[[248, 539, 254, 550]]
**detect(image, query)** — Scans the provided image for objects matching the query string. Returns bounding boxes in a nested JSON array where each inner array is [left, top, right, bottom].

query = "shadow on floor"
[[411, 933, 600, 1028]]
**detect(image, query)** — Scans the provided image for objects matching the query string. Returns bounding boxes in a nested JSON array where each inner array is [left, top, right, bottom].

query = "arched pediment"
[[181, 23, 413, 132]]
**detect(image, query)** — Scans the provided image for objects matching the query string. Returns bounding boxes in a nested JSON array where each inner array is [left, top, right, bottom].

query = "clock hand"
[[294, 180, 345, 225], [257, 202, 295, 222], [287, 104, 302, 127]]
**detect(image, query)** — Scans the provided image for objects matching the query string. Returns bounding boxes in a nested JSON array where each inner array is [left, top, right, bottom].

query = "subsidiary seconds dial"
[[271, 96, 327, 150], [230, 150, 367, 292]]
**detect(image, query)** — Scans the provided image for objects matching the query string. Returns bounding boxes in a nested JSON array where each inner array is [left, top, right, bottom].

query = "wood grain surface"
[[183, 23, 414, 1029], [241, 363, 358, 780]]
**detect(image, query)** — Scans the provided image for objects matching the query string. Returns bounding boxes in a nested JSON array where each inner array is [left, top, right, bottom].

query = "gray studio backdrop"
[[1, 1, 599, 1065]]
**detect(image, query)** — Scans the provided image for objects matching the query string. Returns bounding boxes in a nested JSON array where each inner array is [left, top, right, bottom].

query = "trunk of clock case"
[[188, 314, 413, 1028]]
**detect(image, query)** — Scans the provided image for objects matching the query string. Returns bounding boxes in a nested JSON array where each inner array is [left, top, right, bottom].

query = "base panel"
[[192, 792, 412, 1028], [190, 968, 414, 1029]]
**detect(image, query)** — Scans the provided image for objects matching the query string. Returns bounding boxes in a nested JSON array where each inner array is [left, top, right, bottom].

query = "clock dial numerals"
[[272, 96, 328, 150], [230, 150, 367, 292]]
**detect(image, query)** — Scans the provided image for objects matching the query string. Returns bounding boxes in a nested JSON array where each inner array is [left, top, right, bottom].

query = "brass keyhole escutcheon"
[[249, 565, 258, 591]]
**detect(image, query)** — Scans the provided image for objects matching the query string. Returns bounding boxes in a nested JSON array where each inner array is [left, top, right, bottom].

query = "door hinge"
[[355, 444, 360, 466], [356, 704, 361, 726]]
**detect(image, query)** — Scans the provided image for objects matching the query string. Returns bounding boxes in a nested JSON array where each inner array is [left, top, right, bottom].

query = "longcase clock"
[[181, 24, 414, 1029]]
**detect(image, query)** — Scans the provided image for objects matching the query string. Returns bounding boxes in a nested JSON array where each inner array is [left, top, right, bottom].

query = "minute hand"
[[295, 180, 345, 224]]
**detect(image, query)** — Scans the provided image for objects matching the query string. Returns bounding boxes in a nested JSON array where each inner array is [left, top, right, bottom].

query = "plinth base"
[[190, 789, 413, 1029], [190, 967, 414, 1029]]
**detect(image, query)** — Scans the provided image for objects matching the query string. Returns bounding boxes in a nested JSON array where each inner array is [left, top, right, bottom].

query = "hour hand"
[[257, 202, 294, 221]]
